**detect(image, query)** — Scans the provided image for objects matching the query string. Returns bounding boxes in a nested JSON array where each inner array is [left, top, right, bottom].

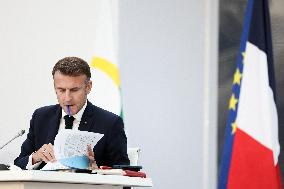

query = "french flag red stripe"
[[228, 128, 280, 189]]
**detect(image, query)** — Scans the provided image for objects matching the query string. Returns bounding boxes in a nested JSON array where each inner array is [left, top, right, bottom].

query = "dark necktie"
[[64, 115, 75, 129]]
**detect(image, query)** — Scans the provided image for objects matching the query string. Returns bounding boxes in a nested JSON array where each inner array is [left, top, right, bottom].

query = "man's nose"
[[64, 91, 72, 102]]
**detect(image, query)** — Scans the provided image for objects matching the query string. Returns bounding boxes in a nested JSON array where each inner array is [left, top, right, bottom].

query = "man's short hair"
[[52, 57, 91, 80]]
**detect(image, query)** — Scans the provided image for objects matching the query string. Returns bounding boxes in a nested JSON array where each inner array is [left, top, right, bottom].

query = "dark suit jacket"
[[14, 101, 130, 169]]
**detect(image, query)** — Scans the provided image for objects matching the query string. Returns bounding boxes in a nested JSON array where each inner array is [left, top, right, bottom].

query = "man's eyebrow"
[[56, 87, 65, 90], [57, 87, 81, 90]]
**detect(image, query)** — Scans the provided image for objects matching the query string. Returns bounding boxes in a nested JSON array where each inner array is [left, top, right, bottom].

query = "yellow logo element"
[[90, 57, 120, 87], [229, 94, 238, 111]]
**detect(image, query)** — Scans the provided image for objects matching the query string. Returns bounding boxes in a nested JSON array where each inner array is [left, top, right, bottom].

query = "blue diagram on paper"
[[59, 155, 89, 169]]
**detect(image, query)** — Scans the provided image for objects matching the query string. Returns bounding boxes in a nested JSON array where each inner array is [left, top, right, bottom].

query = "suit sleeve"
[[14, 111, 37, 169], [105, 117, 130, 166]]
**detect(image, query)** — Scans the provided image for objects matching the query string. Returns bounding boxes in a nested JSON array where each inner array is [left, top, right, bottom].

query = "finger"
[[87, 145, 94, 157], [86, 146, 95, 161], [43, 144, 55, 160], [41, 144, 50, 153], [40, 144, 48, 159], [88, 155, 95, 162], [41, 150, 53, 162], [87, 150, 98, 170], [41, 155, 49, 163], [88, 158, 98, 170], [32, 151, 43, 164], [41, 144, 55, 162], [47, 143, 56, 161], [89, 162, 98, 170], [33, 144, 51, 163], [37, 151, 49, 163]]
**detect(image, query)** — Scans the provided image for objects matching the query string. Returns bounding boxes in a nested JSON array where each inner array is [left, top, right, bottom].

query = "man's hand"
[[87, 144, 98, 170], [32, 143, 56, 164]]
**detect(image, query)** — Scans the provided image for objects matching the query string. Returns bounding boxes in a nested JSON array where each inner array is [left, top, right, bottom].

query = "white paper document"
[[42, 130, 103, 170], [41, 161, 69, 171]]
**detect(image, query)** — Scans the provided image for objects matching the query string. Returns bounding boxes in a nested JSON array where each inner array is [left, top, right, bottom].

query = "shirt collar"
[[61, 101, 88, 122]]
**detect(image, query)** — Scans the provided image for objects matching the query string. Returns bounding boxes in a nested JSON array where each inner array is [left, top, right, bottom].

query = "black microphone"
[[0, 130, 25, 170], [0, 130, 25, 150]]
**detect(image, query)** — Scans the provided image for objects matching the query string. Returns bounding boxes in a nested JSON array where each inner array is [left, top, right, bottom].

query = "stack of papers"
[[41, 130, 103, 170]]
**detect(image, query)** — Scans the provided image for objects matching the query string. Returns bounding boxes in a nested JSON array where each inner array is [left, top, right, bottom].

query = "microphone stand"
[[0, 136, 21, 150], [0, 130, 25, 170]]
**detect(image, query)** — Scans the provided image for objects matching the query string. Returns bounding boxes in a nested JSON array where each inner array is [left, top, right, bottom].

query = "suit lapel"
[[79, 101, 95, 132], [46, 105, 62, 144]]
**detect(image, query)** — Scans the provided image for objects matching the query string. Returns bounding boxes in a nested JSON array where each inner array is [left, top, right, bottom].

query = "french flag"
[[218, 0, 282, 188]]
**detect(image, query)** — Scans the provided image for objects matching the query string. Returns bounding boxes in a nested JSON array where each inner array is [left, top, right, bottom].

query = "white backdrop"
[[0, 0, 101, 163], [0, 1, 218, 189]]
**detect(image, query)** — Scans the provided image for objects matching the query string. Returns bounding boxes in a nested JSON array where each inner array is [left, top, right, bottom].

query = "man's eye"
[[70, 88, 80, 92], [58, 89, 65, 93]]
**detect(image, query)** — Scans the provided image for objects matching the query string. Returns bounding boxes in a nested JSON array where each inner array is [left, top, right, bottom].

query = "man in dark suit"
[[14, 57, 129, 170]]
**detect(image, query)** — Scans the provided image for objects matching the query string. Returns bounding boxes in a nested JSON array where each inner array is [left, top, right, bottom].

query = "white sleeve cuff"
[[26, 153, 42, 170]]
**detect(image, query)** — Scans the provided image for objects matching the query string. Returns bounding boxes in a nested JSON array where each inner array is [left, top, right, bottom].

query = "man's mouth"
[[66, 105, 73, 116]]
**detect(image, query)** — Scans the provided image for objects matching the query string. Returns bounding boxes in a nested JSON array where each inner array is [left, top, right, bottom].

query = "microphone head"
[[19, 130, 25, 136]]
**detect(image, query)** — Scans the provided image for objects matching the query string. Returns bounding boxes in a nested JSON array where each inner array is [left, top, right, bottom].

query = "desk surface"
[[0, 170, 153, 187]]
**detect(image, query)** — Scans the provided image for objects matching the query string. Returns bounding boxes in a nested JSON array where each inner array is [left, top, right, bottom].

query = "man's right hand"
[[32, 143, 56, 164]]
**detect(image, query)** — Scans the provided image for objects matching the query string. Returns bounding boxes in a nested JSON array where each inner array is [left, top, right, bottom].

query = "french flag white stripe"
[[236, 42, 280, 165]]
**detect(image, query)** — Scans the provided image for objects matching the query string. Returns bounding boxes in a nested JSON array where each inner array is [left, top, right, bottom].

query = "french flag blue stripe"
[[218, 0, 254, 188]]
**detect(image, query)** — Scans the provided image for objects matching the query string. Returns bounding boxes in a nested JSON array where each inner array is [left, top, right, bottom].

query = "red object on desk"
[[123, 170, 146, 178], [100, 166, 112, 170]]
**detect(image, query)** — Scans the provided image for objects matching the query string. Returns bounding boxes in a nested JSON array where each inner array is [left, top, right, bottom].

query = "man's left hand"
[[87, 145, 98, 170]]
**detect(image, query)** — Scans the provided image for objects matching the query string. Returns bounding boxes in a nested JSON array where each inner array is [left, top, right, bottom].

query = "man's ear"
[[86, 80, 92, 94]]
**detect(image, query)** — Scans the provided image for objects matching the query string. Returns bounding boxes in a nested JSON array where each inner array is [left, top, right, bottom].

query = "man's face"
[[53, 71, 92, 115]]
